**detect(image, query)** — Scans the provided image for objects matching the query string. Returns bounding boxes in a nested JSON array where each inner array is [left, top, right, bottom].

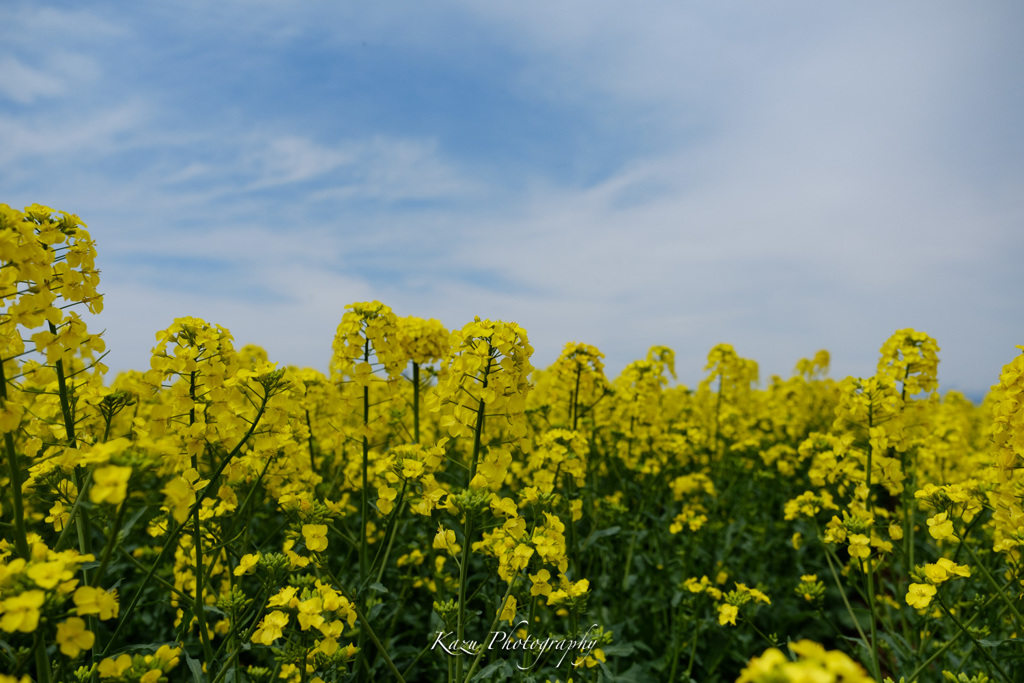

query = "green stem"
[[711, 374, 723, 476], [961, 541, 1024, 632], [2, 431, 29, 559], [455, 350, 492, 682], [468, 355, 492, 481], [321, 565, 407, 683], [0, 356, 29, 559], [48, 330, 96, 581], [118, 547, 195, 605], [821, 543, 872, 660], [667, 604, 683, 683], [305, 408, 317, 493], [571, 365, 581, 431], [373, 482, 408, 584], [621, 497, 647, 591], [935, 594, 1012, 683], [33, 630, 52, 683], [192, 499, 215, 664], [455, 513, 474, 683], [565, 475, 578, 576], [188, 370, 216, 666], [357, 340, 370, 683], [906, 591, 1004, 682], [742, 615, 776, 648], [210, 585, 274, 683], [523, 595, 539, 670], [91, 500, 128, 587], [683, 617, 701, 682], [361, 340, 371, 581], [14, 337, 64, 682], [462, 573, 520, 683], [413, 362, 420, 444], [862, 408, 881, 682], [103, 386, 271, 654], [862, 557, 881, 681]]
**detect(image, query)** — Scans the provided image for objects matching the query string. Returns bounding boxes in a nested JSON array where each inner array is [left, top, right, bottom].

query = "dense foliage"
[[1, 204, 1022, 683]]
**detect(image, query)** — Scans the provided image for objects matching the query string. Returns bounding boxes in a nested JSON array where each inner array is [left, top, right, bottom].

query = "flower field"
[[1, 203, 1022, 683]]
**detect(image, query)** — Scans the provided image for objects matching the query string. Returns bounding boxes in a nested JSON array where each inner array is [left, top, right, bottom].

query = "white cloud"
[[99, 262, 373, 377], [308, 138, 476, 201], [245, 136, 356, 188], [2, 1, 1021, 397], [1, 6, 125, 43], [236, 134, 474, 201], [0, 51, 101, 104], [0, 57, 66, 104], [0, 102, 147, 165]]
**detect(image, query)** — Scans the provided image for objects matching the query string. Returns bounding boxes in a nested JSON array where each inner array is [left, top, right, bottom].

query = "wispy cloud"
[[0, 102, 148, 165], [246, 136, 356, 188], [0, 56, 68, 104], [1, 1, 1021, 396]]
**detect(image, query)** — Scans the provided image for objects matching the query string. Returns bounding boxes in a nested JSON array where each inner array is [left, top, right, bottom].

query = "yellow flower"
[[233, 552, 260, 576], [283, 539, 310, 568], [318, 637, 340, 656], [927, 512, 955, 541], [376, 485, 398, 515], [433, 525, 460, 556], [473, 448, 513, 489], [98, 654, 132, 678], [162, 475, 196, 525], [153, 644, 181, 670], [489, 496, 518, 518], [936, 557, 970, 578], [45, 501, 70, 532], [718, 603, 738, 626], [0, 590, 45, 633], [401, 458, 425, 479], [73, 586, 120, 620], [530, 569, 553, 597], [923, 558, 971, 584], [302, 524, 329, 552], [27, 560, 69, 590], [848, 534, 871, 559], [574, 647, 607, 668], [297, 597, 325, 631], [268, 586, 299, 609], [252, 610, 289, 645], [56, 617, 95, 658], [570, 499, 583, 522], [906, 583, 936, 609], [396, 550, 425, 568], [90, 465, 132, 505], [499, 596, 517, 624]]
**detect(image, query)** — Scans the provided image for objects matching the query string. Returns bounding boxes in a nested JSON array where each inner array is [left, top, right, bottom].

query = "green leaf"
[[583, 526, 621, 550], [184, 651, 206, 683], [469, 660, 505, 681], [600, 642, 637, 657]]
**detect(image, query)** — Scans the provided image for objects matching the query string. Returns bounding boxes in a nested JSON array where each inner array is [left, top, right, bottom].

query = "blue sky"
[[2, 1, 1022, 396]]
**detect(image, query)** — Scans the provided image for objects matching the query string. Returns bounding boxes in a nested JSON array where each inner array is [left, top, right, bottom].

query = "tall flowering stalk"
[[330, 301, 405, 577], [394, 315, 449, 445], [0, 204, 104, 683], [329, 301, 406, 680], [425, 318, 532, 682]]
